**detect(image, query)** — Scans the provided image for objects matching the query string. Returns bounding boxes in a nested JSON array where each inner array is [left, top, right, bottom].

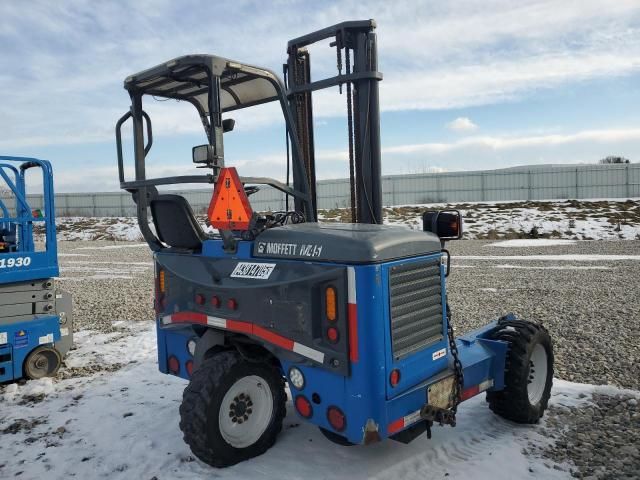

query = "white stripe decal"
[[293, 342, 325, 363], [403, 410, 422, 427], [165, 313, 325, 364], [479, 378, 494, 392], [347, 266, 357, 303], [206, 316, 227, 328]]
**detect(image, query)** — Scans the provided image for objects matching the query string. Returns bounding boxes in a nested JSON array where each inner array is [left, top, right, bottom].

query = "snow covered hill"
[[47, 199, 640, 242]]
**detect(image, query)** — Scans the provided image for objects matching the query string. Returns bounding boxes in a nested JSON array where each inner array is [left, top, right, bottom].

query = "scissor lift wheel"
[[24, 346, 62, 380]]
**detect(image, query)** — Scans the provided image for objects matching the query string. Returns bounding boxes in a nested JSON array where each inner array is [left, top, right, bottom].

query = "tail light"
[[390, 369, 401, 387], [327, 327, 339, 343], [168, 355, 180, 375], [295, 395, 313, 418], [325, 287, 337, 321], [185, 360, 194, 377], [227, 298, 238, 310], [195, 294, 206, 305], [327, 406, 346, 432], [211, 295, 221, 308]]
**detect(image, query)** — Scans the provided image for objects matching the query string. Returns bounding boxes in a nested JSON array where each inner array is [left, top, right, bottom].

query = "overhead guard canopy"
[[123, 55, 281, 113]]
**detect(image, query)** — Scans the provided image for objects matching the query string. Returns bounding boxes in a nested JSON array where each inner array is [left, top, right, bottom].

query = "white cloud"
[[1, 0, 639, 149], [446, 117, 478, 132]]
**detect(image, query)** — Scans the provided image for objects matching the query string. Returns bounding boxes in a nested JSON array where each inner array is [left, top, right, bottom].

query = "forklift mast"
[[286, 20, 383, 224]]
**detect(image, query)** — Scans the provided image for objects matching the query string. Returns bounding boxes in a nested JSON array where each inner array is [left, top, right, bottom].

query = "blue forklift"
[[116, 21, 553, 467], [0, 156, 72, 382]]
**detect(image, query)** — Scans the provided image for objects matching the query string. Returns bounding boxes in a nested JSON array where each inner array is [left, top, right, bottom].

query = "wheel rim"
[[527, 344, 548, 405], [26, 348, 60, 379], [218, 375, 273, 448]]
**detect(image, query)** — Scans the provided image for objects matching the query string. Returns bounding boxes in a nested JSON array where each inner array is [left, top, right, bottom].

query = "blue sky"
[[1, 0, 639, 192]]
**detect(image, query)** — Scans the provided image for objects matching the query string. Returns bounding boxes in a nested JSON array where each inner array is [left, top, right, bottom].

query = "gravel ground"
[[53, 238, 640, 479]]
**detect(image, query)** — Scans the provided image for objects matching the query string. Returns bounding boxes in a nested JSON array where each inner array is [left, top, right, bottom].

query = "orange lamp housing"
[[207, 167, 253, 230]]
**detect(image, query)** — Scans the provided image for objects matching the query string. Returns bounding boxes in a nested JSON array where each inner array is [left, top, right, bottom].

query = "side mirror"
[[192, 144, 215, 164], [222, 118, 235, 133], [423, 210, 463, 241]]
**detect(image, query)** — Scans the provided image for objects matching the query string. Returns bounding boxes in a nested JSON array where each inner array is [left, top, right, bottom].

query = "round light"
[[211, 295, 221, 308], [289, 367, 305, 390], [185, 360, 194, 377], [227, 298, 238, 310], [195, 294, 205, 305], [187, 338, 197, 356], [327, 406, 346, 432], [168, 355, 180, 375], [295, 395, 313, 418], [327, 327, 339, 343]]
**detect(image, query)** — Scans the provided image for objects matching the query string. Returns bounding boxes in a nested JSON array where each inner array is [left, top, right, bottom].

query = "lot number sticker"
[[231, 262, 276, 280], [0, 332, 6, 345]]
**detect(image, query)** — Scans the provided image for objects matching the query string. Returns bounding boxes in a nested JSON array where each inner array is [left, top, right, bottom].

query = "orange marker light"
[[158, 270, 166, 293], [326, 287, 337, 321]]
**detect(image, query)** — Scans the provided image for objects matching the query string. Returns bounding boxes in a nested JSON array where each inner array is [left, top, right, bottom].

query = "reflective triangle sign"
[[207, 167, 253, 230]]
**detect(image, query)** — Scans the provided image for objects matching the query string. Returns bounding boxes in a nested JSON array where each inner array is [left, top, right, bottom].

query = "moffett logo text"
[[230, 262, 276, 280]]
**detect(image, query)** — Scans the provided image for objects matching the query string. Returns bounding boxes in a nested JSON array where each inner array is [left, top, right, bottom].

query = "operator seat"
[[149, 194, 206, 251]]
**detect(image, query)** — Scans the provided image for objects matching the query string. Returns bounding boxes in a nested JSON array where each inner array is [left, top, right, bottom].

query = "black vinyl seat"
[[150, 195, 206, 251]]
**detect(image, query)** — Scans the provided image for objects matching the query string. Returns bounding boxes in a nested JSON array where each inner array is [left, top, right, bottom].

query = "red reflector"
[[227, 298, 238, 310], [207, 167, 253, 230], [185, 360, 194, 377], [461, 385, 480, 401], [327, 327, 339, 343], [195, 294, 205, 305], [327, 406, 346, 432], [211, 296, 221, 308], [390, 369, 401, 387], [295, 395, 313, 418], [168, 356, 180, 375]]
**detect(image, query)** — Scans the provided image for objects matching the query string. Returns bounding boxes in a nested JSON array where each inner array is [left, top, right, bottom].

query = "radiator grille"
[[389, 259, 443, 360]]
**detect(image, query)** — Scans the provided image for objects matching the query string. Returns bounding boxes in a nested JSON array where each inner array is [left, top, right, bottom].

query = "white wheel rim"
[[527, 344, 548, 405], [218, 375, 273, 448]]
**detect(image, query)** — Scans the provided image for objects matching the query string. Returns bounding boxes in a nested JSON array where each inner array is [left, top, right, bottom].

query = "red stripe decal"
[[172, 312, 207, 324], [254, 325, 294, 351], [461, 385, 480, 401], [348, 303, 359, 362], [388, 418, 404, 434], [226, 320, 253, 335]]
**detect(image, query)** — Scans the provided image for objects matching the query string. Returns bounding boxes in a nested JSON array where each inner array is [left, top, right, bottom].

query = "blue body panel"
[[156, 237, 509, 444]]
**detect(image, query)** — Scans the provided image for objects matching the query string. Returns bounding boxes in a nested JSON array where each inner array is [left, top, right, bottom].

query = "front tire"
[[179, 350, 286, 467], [487, 317, 553, 424]]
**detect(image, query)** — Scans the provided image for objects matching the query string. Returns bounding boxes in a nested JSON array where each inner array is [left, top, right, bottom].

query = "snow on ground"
[[1, 321, 617, 480], [487, 239, 577, 247], [45, 199, 640, 242]]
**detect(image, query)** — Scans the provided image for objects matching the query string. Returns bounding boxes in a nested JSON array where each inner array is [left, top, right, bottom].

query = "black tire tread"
[[179, 350, 286, 467], [486, 317, 554, 424]]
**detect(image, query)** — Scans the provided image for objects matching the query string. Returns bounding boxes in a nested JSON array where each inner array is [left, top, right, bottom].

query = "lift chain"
[[446, 303, 463, 426], [345, 44, 357, 223]]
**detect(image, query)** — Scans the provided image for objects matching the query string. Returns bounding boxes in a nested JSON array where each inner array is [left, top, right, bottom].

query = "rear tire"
[[179, 350, 286, 468], [486, 317, 553, 424], [24, 346, 62, 380]]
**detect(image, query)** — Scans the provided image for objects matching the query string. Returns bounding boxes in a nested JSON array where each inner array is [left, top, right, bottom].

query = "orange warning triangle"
[[207, 167, 253, 230]]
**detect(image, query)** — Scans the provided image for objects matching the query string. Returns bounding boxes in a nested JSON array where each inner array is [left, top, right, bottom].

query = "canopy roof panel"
[[124, 55, 281, 113]]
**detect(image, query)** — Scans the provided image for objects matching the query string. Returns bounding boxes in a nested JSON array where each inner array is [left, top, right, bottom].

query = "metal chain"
[[446, 303, 463, 426]]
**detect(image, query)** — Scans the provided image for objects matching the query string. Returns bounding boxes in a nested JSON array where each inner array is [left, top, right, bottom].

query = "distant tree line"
[[599, 156, 631, 164]]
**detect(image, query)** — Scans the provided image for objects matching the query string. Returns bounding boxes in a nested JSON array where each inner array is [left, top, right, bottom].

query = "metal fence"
[[13, 163, 640, 217]]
